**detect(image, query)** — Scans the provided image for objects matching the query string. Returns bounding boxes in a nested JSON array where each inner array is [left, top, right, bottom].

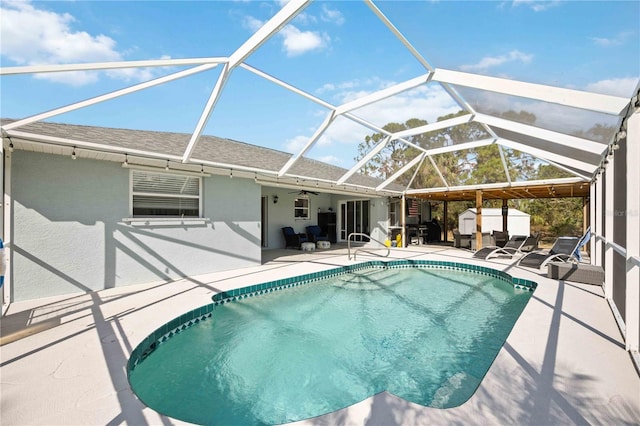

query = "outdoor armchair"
[[453, 230, 472, 249], [282, 226, 309, 249], [306, 225, 330, 243]]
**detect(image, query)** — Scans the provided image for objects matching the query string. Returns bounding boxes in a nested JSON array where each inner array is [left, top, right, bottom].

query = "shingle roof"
[[1, 118, 405, 193]]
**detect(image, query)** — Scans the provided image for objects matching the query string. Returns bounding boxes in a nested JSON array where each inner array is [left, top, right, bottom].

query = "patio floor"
[[1, 245, 639, 425]]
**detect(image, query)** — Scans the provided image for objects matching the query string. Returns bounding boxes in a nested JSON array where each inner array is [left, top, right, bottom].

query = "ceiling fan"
[[289, 190, 320, 196]]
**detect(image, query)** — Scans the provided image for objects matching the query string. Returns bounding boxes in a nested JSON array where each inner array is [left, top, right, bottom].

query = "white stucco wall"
[[10, 151, 261, 302], [261, 187, 388, 248]]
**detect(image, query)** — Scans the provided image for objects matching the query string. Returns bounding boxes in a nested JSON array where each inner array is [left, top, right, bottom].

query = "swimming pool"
[[128, 260, 536, 425]]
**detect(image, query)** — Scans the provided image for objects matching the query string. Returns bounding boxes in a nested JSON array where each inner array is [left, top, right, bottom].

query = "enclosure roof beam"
[[2, 63, 219, 132], [376, 153, 427, 192], [0, 57, 226, 76], [336, 135, 390, 185], [497, 138, 598, 175], [278, 111, 337, 177], [432, 68, 630, 115], [476, 113, 607, 155], [227, 0, 310, 69]]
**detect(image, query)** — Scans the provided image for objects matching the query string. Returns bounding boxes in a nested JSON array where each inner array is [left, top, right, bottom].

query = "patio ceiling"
[[408, 180, 590, 202], [0, 0, 637, 198]]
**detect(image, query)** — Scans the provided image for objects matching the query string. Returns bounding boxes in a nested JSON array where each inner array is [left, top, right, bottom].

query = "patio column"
[[502, 199, 508, 234], [583, 196, 590, 255], [625, 108, 639, 353], [2, 146, 10, 306], [595, 174, 603, 266], [443, 200, 448, 243], [590, 181, 597, 265], [401, 194, 406, 248], [604, 153, 614, 300], [475, 190, 483, 250]]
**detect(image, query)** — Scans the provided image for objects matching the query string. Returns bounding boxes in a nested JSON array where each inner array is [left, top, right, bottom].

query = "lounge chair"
[[520, 233, 540, 253], [473, 235, 528, 260], [282, 226, 309, 249], [517, 236, 581, 270], [306, 225, 329, 243]]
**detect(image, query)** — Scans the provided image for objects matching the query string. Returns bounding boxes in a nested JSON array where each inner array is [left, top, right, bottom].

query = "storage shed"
[[458, 208, 530, 236]]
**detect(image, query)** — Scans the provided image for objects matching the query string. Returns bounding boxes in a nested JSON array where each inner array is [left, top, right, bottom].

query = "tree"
[[354, 110, 587, 239], [355, 120, 424, 179]]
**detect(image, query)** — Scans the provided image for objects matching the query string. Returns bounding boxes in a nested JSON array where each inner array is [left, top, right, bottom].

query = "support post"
[[590, 182, 597, 265], [475, 190, 483, 250], [595, 176, 603, 266], [443, 201, 448, 243], [2, 145, 10, 307], [625, 108, 639, 353], [583, 196, 590, 256], [401, 194, 406, 248], [502, 199, 508, 234], [604, 154, 614, 300]]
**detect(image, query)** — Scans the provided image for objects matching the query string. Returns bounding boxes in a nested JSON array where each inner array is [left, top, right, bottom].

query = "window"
[[131, 170, 201, 217], [389, 199, 400, 227], [294, 197, 309, 219]]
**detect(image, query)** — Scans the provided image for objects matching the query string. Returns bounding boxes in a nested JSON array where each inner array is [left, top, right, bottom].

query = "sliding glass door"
[[339, 200, 370, 242]]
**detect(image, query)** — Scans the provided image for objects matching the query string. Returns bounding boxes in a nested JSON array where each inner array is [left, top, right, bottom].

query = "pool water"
[[129, 266, 533, 425]]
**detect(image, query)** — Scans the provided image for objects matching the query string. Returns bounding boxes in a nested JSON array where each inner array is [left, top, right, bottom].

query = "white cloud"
[[242, 2, 340, 58], [316, 154, 342, 164], [320, 5, 345, 25], [279, 25, 328, 56], [0, 1, 166, 86], [591, 31, 635, 47], [460, 50, 533, 72], [511, 0, 561, 12], [585, 77, 639, 98], [293, 12, 318, 26], [284, 135, 310, 153], [242, 15, 264, 32]]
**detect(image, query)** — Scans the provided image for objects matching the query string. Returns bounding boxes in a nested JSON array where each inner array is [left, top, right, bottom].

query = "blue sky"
[[1, 0, 639, 168]]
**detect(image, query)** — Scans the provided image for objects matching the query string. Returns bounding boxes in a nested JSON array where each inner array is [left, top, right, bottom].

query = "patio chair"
[[306, 225, 329, 243], [282, 226, 309, 249], [471, 232, 493, 251], [453, 230, 472, 249], [517, 236, 581, 270], [491, 230, 510, 248], [473, 235, 528, 260]]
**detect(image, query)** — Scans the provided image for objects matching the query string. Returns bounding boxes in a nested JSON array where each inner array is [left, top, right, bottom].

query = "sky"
[[1, 0, 639, 169]]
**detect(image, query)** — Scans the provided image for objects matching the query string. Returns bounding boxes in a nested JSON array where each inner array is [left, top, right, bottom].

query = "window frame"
[[294, 196, 310, 220], [127, 168, 204, 223]]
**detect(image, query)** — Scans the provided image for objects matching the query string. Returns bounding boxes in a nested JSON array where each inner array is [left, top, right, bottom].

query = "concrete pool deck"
[[1, 245, 639, 425]]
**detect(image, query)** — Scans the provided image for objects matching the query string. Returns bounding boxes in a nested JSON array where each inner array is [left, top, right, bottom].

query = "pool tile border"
[[127, 260, 536, 373]]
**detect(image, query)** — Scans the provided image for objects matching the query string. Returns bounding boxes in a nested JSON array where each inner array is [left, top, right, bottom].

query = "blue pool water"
[[128, 264, 534, 425]]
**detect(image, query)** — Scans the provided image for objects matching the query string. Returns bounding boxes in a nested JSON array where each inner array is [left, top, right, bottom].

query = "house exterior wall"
[[263, 187, 334, 249], [261, 187, 388, 248], [10, 151, 261, 302]]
